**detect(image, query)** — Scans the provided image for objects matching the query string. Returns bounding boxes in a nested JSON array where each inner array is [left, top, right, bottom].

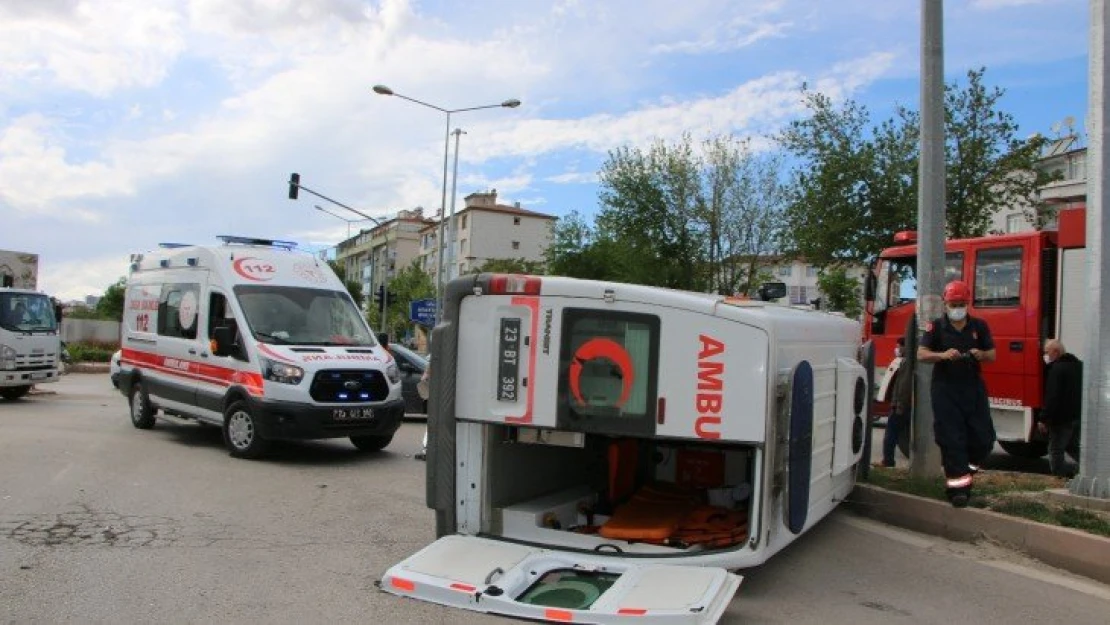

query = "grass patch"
[[864, 466, 1110, 538], [67, 341, 118, 363]]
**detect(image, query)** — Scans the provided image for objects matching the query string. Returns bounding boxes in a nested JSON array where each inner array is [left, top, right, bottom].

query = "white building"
[[991, 136, 1087, 234], [418, 190, 556, 281], [334, 208, 432, 309]]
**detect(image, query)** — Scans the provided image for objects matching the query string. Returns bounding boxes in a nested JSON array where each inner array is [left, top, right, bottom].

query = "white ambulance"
[[118, 236, 405, 459], [382, 274, 873, 624]]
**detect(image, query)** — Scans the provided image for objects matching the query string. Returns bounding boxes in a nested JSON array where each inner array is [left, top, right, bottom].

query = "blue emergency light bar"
[[217, 235, 298, 250], [158, 243, 193, 249]]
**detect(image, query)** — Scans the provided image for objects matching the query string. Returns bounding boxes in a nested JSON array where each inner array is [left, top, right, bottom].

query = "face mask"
[[1044, 354, 1051, 365], [947, 306, 967, 321], [894, 347, 902, 358]]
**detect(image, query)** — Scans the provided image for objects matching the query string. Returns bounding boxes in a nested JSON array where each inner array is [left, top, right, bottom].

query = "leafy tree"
[[96, 277, 127, 321], [468, 258, 548, 275], [328, 260, 364, 308], [572, 133, 786, 292], [817, 267, 863, 319], [545, 211, 626, 281], [779, 68, 1056, 266], [366, 261, 434, 341]]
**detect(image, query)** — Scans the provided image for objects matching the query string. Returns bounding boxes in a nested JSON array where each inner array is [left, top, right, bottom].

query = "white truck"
[[382, 273, 873, 624], [0, 250, 63, 400]]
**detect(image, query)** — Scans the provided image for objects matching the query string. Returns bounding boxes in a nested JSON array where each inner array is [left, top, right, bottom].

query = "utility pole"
[[445, 128, 466, 282], [1071, 0, 1110, 499], [911, 0, 946, 478]]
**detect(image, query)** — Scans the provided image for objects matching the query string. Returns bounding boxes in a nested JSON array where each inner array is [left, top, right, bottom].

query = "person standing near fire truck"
[[917, 280, 997, 508]]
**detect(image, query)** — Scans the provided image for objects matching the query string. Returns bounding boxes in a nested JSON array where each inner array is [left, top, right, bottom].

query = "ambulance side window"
[[207, 292, 245, 359], [556, 309, 659, 436], [158, 283, 200, 340]]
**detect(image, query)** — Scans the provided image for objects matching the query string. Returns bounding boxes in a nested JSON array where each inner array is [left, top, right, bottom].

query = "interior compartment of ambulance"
[[481, 425, 757, 556]]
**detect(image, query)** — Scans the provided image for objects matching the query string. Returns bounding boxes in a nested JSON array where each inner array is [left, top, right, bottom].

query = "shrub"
[[67, 341, 118, 363]]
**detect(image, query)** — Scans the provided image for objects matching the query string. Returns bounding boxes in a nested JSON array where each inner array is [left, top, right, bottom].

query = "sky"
[[0, 0, 1089, 301]]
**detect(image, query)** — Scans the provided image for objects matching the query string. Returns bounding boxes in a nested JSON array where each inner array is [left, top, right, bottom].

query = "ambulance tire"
[[129, 381, 156, 429], [223, 400, 271, 459], [350, 434, 393, 452], [1, 385, 31, 401]]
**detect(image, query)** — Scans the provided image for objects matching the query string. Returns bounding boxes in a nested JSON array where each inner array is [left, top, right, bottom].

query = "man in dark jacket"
[[1039, 339, 1082, 477]]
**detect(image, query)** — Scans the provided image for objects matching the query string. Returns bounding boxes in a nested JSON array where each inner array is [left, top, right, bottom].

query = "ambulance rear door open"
[[381, 534, 740, 624]]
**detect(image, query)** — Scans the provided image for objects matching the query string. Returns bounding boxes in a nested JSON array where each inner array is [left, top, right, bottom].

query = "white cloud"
[[0, 1, 186, 96], [547, 172, 597, 185], [39, 254, 131, 302], [970, 0, 1064, 8]]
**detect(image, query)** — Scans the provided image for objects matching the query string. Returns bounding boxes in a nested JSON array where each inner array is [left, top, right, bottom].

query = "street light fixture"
[[371, 84, 521, 322]]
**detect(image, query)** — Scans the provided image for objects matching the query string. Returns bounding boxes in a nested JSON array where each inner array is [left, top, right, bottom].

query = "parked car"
[[387, 344, 427, 417], [110, 350, 121, 388]]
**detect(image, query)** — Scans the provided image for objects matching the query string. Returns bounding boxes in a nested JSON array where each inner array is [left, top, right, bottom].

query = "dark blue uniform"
[[921, 315, 996, 497]]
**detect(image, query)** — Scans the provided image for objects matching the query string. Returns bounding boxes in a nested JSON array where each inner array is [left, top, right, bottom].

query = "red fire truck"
[[862, 207, 1087, 458]]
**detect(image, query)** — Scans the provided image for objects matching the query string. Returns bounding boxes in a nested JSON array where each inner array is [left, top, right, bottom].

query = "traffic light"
[[373, 284, 385, 305], [288, 173, 300, 200]]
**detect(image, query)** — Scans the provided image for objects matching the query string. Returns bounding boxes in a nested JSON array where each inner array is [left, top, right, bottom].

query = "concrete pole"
[[911, 0, 946, 478], [1071, 0, 1110, 499], [434, 112, 452, 324], [445, 129, 465, 282]]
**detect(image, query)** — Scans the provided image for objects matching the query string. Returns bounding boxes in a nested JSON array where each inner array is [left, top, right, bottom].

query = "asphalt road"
[[2, 375, 1108, 624]]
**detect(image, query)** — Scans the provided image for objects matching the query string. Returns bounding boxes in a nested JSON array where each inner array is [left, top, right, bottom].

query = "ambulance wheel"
[[129, 382, 156, 429], [1, 385, 31, 401], [350, 434, 393, 452], [999, 440, 1048, 459], [223, 401, 270, 459]]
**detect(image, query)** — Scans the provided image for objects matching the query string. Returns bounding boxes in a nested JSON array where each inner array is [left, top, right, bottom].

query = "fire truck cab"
[[863, 207, 1087, 458], [381, 273, 871, 623]]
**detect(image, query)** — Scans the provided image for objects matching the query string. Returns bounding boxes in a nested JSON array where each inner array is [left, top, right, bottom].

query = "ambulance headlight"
[[261, 357, 304, 385], [385, 362, 400, 384], [0, 345, 15, 370]]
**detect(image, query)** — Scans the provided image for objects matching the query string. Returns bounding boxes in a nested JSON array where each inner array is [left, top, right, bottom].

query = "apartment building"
[[334, 208, 432, 309], [991, 136, 1087, 234], [418, 190, 556, 281]]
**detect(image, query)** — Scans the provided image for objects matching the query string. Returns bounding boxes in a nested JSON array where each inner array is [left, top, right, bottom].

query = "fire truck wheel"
[[998, 440, 1048, 459], [129, 382, 156, 429], [223, 400, 271, 459], [350, 434, 393, 452]]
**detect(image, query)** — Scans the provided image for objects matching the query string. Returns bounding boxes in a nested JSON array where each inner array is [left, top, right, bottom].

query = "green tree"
[[544, 211, 626, 281], [779, 68, 1056, 266], [468, 258, 548, 275], [328, 260, 364, 308], [96, 277, 127, 321], [817, 267, 863, 319], [366, 261, 434, 341]]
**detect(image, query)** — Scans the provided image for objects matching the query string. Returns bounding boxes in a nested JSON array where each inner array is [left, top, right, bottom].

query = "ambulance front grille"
[[309, 369, 389, 403]]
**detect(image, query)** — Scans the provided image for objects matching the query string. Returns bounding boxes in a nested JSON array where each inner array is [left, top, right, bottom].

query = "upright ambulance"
[[118, 236, 404, 458], [382, 274, 872, 623]]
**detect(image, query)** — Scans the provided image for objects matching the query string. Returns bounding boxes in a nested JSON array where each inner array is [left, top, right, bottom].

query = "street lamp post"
[[446, 128, 466, 282], [371, 84, 520, 322]]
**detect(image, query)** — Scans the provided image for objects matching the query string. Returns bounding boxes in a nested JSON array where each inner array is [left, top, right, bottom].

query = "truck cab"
[[0, 288, 63, 400]]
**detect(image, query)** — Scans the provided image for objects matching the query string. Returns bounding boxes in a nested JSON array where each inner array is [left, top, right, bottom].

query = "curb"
[[848, 483, 1110, 585], [67, 363, 111, 373]]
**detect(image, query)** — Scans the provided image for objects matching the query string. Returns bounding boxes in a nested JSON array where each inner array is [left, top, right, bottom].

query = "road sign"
[[410, 298, 437, 327]]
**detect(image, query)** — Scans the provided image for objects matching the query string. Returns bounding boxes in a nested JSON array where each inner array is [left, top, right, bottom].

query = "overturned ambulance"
[[383, 274, 872, 623]]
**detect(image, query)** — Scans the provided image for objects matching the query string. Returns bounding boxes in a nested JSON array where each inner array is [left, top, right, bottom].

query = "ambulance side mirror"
[[212, 326, 236, 357], [758, 281, 787, 301]]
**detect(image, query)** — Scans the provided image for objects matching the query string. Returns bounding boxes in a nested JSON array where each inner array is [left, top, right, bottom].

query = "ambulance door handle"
[[188, 348, 197, 354]]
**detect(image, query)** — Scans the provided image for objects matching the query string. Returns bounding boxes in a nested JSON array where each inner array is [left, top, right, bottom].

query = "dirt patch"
[[866, 467, 1110, 538]]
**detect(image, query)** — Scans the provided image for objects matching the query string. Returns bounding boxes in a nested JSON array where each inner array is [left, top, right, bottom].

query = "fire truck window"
[[945, 252, 964, 282], [887, 258, 916, 306], [974, 247, 1022, 307]]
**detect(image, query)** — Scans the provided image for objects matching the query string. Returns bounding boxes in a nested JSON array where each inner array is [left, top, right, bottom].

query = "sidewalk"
[[849, 483, 1110, 585]]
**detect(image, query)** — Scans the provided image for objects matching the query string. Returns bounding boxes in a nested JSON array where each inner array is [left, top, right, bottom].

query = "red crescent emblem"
[[568, 338, 634, 408]]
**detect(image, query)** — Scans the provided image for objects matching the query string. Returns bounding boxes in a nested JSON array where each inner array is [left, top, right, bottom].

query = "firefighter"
[[917, 280, 996, 508]]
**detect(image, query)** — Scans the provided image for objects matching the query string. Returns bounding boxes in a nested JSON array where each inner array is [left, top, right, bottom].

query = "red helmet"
[[943, 280, 971, 303]]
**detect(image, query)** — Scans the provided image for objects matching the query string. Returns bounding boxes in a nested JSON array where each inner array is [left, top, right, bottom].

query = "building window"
[[512, 241, 520, 250], [461, 215, 467, 230], [513, 216, 521, 225], [777, 265, 791, 278], [806, 266, 818, 278], [460, 239, 468, 255], [1005, 213, 1024, 233]]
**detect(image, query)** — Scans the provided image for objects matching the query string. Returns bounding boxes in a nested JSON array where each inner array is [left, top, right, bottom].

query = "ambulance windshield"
[[234, 285, 375, 347]]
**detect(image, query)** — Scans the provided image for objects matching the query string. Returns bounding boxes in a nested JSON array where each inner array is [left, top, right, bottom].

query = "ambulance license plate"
[[497, 318, 521, 402], [332, 407, 374, 421]]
